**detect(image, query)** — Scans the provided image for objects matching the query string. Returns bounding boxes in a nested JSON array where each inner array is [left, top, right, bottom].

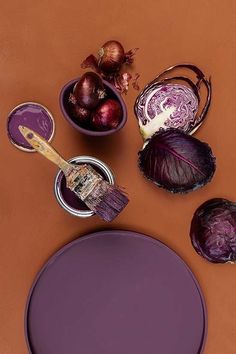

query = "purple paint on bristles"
[[83, 182, 129, 222], [92, 186, 129, 222], [71, 166, 129, 222]]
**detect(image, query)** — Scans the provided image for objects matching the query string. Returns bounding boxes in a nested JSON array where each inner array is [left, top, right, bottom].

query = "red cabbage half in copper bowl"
[[138, 128, 216, 194], [134, 64, 211, 140], [190, 198, 236, 263]]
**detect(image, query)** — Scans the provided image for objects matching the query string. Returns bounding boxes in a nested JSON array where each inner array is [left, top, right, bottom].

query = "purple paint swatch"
[[7, 102, 54, 151], [25, 230, 207, 354]]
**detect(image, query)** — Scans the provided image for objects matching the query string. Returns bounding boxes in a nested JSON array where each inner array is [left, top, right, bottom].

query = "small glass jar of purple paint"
[[54, 156, 115, 217]]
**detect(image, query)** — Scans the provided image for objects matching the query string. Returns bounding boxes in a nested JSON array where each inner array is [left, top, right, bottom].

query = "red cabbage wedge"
[[138, 128, 216, 193]]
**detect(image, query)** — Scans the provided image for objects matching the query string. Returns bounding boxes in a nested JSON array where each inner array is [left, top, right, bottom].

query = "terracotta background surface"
[[1, 1, 236, 353]]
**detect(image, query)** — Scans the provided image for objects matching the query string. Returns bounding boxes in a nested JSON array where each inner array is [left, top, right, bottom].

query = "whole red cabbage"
[[190, 198, 236, 263], [138, 128, 216, 193]]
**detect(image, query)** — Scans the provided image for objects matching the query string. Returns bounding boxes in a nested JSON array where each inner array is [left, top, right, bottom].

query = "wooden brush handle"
[[19, 125, 70, 172]]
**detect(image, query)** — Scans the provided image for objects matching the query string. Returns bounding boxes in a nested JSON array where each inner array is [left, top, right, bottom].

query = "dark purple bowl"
[[59, 77, 127, 136]]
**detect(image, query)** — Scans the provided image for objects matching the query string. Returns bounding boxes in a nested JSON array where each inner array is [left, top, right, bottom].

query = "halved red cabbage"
[[138, 84, 199, 139], [190, 198, 236, 263], [138, 128, 216, 193], [134, 64, 211, 140]]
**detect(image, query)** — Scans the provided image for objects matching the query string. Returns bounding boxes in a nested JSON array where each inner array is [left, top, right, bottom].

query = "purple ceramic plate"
[[25, 230, 207, 354], [7, 102, 55, 152]]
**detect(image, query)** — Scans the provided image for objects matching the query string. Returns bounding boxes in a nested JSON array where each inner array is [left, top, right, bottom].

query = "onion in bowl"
[[91, 98, 122, 131]]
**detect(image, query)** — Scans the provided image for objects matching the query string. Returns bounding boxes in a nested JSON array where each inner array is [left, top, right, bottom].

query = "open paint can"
[[54, 156, 115, 218]]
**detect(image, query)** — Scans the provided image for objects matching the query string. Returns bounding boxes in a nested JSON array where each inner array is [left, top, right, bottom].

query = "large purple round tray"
[[25, 230, 207, 354]]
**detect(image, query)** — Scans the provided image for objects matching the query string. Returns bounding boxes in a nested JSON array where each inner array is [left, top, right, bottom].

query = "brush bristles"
[[70, 165, 129, 222], [84, 182, 129, 222]]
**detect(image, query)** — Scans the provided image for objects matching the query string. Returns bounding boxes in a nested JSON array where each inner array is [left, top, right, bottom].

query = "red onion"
[[91, 99, 122, 131], [81, 41, 139, 94], [73, 72, 105, 110], [98, 40, 125, 74], [70, 103, 90, 126]]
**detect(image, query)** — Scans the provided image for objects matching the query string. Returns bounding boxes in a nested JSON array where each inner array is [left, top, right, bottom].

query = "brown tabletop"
[[1, 1, 236, 353]]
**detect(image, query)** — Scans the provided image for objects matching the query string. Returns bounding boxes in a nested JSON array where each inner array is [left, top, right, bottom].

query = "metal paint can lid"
[[7, 102, 55, 152]]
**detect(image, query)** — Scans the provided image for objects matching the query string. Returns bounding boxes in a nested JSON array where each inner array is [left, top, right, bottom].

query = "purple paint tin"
[[7, 102, 55, 152], [54, 156, 115, 217], [25, 230, 207, 354], [59, 78, 127, 136]]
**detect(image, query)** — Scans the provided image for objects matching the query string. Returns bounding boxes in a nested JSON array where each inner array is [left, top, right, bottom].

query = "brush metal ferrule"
[[54, 156, 115, 218], [68, 164, 104, 201]]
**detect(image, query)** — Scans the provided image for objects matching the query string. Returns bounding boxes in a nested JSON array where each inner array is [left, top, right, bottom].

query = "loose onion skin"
[[91, 99, 122, 131], [190, 198, 236, 263], [73, 72, 105, 110], [98, 40, 125, 74]]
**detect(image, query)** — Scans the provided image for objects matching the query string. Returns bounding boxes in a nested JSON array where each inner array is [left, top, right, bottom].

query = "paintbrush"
[[19, 126, 129, 222]]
